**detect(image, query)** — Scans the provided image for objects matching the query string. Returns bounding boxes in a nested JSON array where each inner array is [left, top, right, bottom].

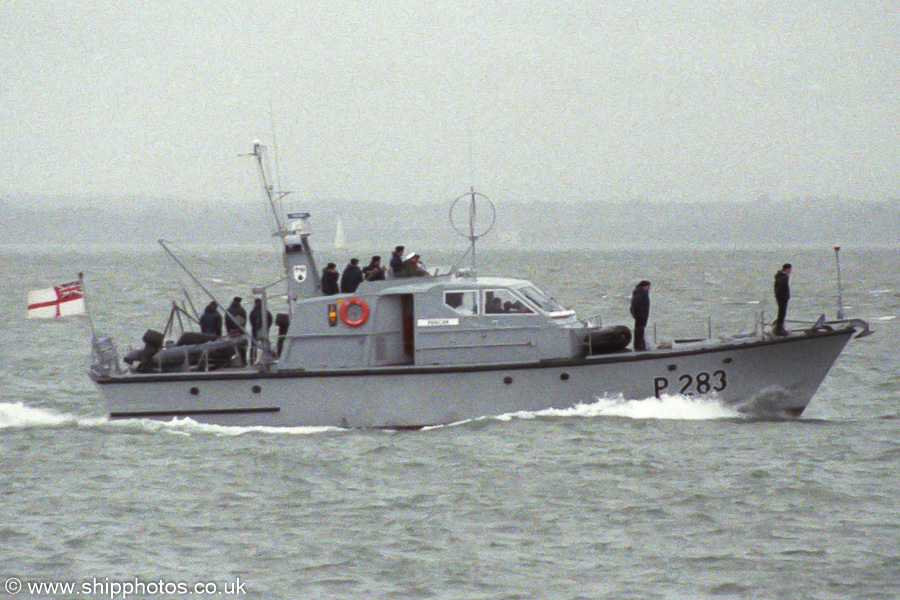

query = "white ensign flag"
[[27, 280, 85, 319]]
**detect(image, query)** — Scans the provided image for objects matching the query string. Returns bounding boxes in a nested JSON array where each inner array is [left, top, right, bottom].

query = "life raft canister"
[[339, 297, 370, 327]]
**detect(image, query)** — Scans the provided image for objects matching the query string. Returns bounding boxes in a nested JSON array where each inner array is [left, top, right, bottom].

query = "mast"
[[248, 140, 321, 304], [250, 140, 286, 236]]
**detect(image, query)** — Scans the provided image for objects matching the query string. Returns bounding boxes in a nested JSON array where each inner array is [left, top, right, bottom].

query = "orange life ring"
[[339, 298, 370, 327]]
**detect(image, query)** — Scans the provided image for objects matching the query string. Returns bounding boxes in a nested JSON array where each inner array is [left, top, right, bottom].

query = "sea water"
[[1, 245, 899, 600]]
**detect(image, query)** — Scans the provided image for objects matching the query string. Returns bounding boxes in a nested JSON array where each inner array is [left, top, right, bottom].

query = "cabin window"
[[519, 286, 565, 313], [444, 291, 478, 315], [484, 289, 533, 314]]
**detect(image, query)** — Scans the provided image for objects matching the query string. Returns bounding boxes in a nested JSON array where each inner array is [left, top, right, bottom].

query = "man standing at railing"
[[774, 263, 792, 336], [630, 280, 651, 351]]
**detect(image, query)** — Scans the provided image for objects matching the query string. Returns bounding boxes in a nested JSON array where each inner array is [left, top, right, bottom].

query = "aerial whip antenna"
[[269, 101, 284, 193], [467, 125, 475, 191], [834, 246, 845, 319]]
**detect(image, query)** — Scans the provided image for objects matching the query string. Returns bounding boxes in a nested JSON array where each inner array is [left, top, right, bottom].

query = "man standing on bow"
[[774, 263, 792, 336], [630, 280, 651, 351]]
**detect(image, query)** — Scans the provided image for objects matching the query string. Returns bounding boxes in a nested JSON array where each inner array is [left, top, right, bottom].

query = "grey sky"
[[2, 0, 898, 206]]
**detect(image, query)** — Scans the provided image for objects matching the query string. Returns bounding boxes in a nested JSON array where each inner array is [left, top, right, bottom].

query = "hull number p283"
[[653, 370, 727, 398]]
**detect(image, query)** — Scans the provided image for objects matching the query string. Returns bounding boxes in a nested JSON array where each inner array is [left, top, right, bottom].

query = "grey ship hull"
[[93, 327, 855, 428]]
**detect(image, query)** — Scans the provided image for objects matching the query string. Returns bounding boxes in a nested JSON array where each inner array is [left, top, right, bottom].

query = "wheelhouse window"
[[444, 291, 478, 315], [484, 289, 533, 314], [519, 286, 565, 313]]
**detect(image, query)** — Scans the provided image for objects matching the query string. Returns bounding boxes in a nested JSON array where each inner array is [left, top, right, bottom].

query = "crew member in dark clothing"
[[774, 263, 792, 336], [199, 301, 222, 337], [321, 263, 340, 295], [398, 252, 428, 278], [390, 246, 405, 276], [249, 299, 273, 338], [363, 255, 386, 281], [340, 258, 364, 293], [225, 297, 246, 335], [630, 280, 651, 351], [249, 298, 274, 363]]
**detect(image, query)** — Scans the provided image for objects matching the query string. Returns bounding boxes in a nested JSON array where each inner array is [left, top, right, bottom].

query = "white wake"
[[2, 394, 743, 435], [0, 401, 337, 436], [495, 394, 742, 422]]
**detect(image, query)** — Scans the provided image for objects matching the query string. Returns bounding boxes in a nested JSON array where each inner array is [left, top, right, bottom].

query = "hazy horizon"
[[3, 1, 898, 206], [3, 188, 897, 249], [4, 189, 899, 211]]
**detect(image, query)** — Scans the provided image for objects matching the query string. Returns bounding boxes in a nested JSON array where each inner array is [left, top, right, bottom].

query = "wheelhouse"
[[277, 275, 583, 370]]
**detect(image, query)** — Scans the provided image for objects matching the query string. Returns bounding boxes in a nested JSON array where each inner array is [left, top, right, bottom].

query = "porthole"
[[252, 385, 262, 394], [667, 364, 677, 372], [189, 386, 199, 396], [560, 373, 570, 381], [503, 376, 513, 385], [723, 357, 733, 364]]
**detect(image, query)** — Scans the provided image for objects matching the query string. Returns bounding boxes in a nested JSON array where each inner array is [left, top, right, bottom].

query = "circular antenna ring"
[[450, 190, 496, 241]]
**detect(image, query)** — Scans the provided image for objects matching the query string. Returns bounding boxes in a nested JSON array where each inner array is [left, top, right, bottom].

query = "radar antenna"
[[450, 187, 496, 272]]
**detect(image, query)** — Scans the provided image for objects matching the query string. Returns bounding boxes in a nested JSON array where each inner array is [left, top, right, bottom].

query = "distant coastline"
[[2, 194, 899, 250]]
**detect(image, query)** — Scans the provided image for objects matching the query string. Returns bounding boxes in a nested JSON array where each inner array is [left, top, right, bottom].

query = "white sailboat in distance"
[[333, 214, 346, 250]]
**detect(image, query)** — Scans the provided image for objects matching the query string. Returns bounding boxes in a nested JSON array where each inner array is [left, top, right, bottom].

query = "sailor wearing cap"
[[397, 251, 428, 278]]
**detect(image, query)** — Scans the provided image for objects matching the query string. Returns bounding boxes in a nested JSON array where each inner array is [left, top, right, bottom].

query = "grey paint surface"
[[95, 328, 854, 427]]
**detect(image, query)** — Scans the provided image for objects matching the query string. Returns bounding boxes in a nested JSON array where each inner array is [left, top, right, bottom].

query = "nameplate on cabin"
[[417, 318, 460, 327]]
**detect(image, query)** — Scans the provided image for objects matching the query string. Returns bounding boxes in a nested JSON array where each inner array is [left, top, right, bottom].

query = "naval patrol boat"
[[89, 142, 871, 428]]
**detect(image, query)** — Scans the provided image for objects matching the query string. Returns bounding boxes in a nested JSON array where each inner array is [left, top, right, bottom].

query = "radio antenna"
[[269, 101, 284, 193], [834, 246, 845, 319], [467, 126, 475, 191]]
